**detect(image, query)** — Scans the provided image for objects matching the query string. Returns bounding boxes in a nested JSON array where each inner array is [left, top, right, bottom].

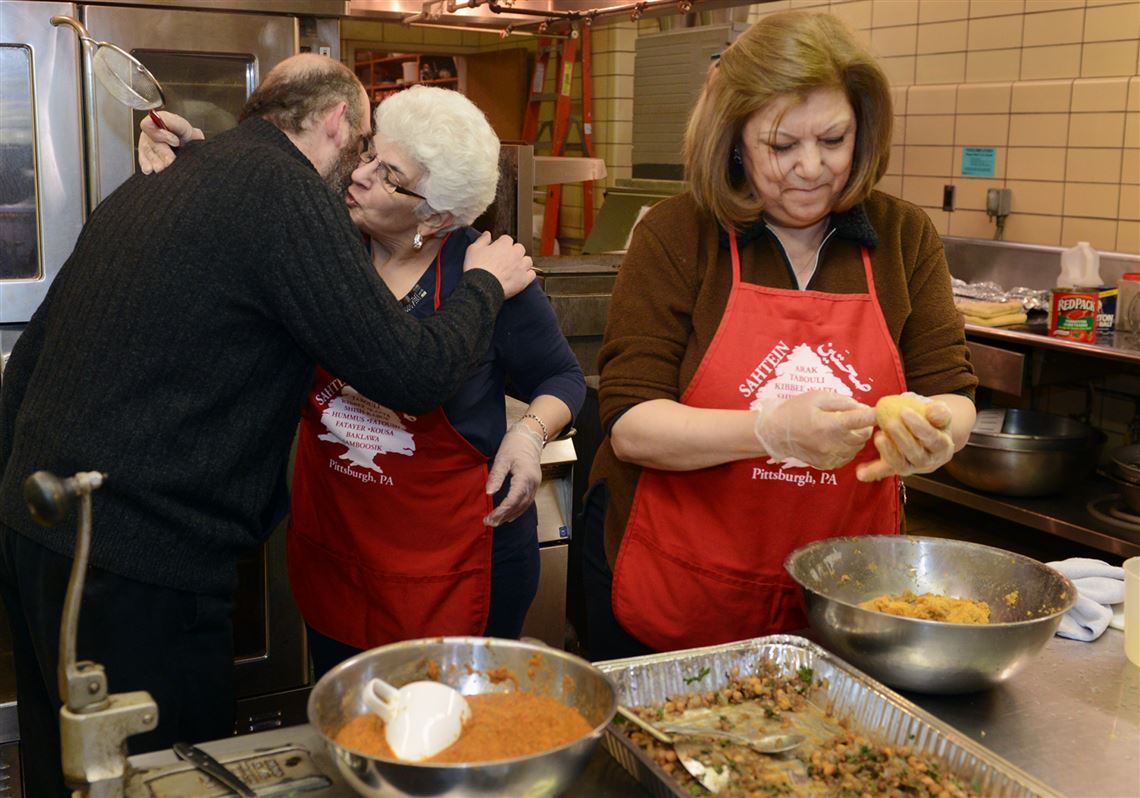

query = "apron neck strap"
[[432, 231, 454, 311], [729, 229, 742, 287], [858, 245, 876, 300]]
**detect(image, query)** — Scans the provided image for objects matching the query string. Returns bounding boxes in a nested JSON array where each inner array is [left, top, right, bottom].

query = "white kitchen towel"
[[1046, 558, 1125, 641]]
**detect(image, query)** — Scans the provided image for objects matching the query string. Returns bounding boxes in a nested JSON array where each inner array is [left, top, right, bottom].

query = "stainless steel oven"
[[0, 1, 85, 331], [0, 3, 345, 790], [81, 4, 300, 207], [0, 0, 341, 331]]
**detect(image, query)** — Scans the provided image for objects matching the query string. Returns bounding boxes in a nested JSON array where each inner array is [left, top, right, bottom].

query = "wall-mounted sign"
[[961, 147, 996, 177]]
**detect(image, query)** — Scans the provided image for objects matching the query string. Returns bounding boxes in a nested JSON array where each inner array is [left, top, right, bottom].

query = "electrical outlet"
[[942, 185, 955, 212]]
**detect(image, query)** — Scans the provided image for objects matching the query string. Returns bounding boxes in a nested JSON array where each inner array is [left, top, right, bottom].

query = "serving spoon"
[[617, 706, 805, 793]]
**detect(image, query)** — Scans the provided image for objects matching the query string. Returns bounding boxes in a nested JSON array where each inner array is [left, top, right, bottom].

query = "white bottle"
[[1057, 241, 1102, 288]]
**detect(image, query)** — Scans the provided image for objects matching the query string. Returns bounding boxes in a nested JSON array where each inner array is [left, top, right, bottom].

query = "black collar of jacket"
[[719, 203, 879, 251], [241, 116, 318, 172]]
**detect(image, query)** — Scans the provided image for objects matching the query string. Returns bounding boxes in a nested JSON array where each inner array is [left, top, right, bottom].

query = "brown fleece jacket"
[[590, 189, 977, 566]]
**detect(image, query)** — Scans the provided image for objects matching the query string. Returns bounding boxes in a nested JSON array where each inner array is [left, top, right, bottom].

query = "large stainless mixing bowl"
[[942, 408, 1101, 497], [1110, 444, 1140, 484], [1103, 446, 1140, 515], [1108, 445, 1140, 513], [785, 535, 1076, 694], [307, 637, 617, 797]]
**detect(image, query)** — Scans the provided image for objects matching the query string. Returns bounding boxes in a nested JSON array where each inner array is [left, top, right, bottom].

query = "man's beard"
[[324, 141, 359, 196]]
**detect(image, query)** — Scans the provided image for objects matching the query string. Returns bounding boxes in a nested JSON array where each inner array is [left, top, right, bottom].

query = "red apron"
[[610, 234, 906, 652], [288, 241, 493, 649]]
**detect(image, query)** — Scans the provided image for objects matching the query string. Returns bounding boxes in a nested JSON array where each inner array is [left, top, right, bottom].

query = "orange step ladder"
[[523, 26, 595, 256]]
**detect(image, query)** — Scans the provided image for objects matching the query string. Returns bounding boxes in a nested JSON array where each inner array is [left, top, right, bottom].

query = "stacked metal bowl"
[[307, 637, 616, 798], [942, 408, 1101, 496], [1108, 444, 1140, 514], [785, 535, 1076, 694]]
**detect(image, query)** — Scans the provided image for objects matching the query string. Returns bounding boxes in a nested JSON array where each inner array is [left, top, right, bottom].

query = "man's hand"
[[138, 111, 203, 175], [462, 232, 534, 299]]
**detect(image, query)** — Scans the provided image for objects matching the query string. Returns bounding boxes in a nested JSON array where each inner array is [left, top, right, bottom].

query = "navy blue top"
[[400, 227, 586, 457]]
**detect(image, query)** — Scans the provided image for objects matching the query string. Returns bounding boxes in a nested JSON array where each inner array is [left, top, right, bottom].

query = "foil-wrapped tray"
[[596, 635, 1061, 798]]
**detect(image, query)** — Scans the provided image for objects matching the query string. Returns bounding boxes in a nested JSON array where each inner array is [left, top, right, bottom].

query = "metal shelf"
[[966, 320, 1140, 365], [369, 77, 458, 91], [533, 156, 607, 187], [905, 470, 1140, 559]]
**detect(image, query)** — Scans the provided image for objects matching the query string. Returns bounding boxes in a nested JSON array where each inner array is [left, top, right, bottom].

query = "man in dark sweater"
[[0, 54, 533, 797]]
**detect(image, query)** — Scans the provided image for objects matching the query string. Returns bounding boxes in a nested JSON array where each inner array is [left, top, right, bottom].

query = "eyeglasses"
[[358, 149, 426, 200]]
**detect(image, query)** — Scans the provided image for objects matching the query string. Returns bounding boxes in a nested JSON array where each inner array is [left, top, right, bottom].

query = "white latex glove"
[[137, 110, 203, 175], [753, 391, 876, 470], [484, 420, 544, 527], [856, 394, 954, 482]]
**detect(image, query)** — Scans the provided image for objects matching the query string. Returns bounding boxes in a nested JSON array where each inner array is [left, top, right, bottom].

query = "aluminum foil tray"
[[596, 635, 1060, 798]]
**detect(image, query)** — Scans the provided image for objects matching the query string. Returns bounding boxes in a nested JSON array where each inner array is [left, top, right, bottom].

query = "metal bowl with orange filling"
[[785, 535, 1076, 694], [307, 637, 617, 797]]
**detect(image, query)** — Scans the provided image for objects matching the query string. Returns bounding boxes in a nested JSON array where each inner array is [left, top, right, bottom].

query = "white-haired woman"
[[140, 86, 584, 676]]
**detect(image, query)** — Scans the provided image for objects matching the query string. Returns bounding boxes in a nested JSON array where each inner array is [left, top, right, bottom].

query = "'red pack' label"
[[1049, 288, 1098, 343]]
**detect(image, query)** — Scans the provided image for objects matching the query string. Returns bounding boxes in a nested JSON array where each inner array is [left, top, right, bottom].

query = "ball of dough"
[[875, 393, 930, 429]]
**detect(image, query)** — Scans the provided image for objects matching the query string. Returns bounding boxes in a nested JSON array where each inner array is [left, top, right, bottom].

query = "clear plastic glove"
[[753, 391, 876, 470], [856, 395, 954, 482], [137, 110, 203, 175], [484, 420, 544, 527]]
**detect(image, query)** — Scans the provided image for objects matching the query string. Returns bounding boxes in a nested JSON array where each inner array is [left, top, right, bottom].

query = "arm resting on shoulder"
[[250, 175, 506, 415]]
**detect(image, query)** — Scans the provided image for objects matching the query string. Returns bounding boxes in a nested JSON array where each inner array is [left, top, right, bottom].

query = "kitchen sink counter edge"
[[122, 629, 1138, 797]]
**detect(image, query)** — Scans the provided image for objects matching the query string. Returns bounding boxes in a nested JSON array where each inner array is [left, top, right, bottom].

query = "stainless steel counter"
[[126, 631, 1137, 798], [966, 320, 1140, 365], [905, 629, 1139, 798], [911, 316, 1140, 563], [907, 470, 1140, 560], [127, 718, 647, 797]]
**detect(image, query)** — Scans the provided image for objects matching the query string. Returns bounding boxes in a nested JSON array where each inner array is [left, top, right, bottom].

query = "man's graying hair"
[[240, 56, 365, 135]]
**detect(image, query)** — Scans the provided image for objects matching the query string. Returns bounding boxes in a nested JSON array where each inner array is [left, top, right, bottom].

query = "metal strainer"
[[51, 15, 169, 130]]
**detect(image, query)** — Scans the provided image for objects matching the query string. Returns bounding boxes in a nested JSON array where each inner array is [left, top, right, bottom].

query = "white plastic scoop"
[[362, 677, 471, 762]]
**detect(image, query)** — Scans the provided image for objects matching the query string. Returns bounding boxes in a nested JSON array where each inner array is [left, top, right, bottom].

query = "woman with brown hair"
[[583, 10, 977, 659]]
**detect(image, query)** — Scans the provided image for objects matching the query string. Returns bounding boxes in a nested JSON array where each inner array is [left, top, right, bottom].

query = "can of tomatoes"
[[1048, 288, 1099, 343]]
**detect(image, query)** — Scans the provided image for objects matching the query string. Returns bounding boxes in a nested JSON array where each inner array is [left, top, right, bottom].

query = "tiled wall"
[[586, 0, 1140, 254], [342, 3, 1138, 255]]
